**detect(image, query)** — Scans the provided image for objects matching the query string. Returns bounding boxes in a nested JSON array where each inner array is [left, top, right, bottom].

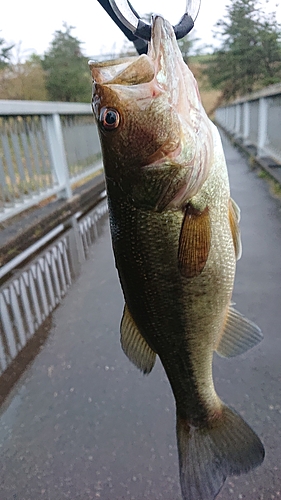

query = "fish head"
[[89, 16, 213, 210], [90, 54, 179, 167]]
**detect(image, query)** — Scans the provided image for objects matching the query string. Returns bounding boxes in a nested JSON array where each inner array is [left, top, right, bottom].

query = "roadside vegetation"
[[204, 0, 281, 102], [0, 24, 91, 102], [0, 0, 281, 113]]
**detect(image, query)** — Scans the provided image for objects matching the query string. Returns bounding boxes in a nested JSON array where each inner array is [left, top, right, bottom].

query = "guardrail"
[[215, 83, 281, 166], [0, 100, 102, 222], [0, 193, 108, 395], [0, 100, 107, 399]]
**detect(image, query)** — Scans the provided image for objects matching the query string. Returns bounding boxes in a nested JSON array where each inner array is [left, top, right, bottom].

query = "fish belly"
[[108, 189, 235, 422]]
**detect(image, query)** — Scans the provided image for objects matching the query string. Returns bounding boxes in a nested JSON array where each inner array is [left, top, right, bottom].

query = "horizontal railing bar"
[[0, 224, 65, 280], [0, 186, 65, 223], [226, 85, 281, 105], [69, 161, 103, 183], [0, 100, 93, 116], [0, 162, 103, 224]]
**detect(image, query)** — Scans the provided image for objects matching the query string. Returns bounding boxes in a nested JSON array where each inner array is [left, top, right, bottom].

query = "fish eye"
[[99, 107, 120, 131]]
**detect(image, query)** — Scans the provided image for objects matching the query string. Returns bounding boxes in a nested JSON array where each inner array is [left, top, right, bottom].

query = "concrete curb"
[[0, 174, 106, 268]]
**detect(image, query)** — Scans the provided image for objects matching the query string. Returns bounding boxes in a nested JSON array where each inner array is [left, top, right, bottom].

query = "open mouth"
[[89, 16, 180, 88]]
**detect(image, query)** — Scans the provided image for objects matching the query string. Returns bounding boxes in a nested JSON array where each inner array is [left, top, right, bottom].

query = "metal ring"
[[108, 0, 201, 40]]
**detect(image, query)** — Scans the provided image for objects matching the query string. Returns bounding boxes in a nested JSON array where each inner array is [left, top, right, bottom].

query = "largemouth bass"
[[89, 15, 264, 500]]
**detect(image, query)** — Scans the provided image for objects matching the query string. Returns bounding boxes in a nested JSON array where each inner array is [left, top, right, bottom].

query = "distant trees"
[[1, 3, 281, 104], [204, 0, 281, 100], [0, 24, 92, 102], [42, 24, 92, 102], [0, 35, 13, 69], [0, 54, 48, 100]]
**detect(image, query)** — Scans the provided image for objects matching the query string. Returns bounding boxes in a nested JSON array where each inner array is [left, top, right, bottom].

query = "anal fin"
[[216, 307, 263, 358], [178, 204, 211, 279], [120, 305, 156, 374]]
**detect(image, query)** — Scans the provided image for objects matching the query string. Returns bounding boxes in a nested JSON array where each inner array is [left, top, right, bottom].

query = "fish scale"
[[107, 147, 231, 420], [90, 14, 264, 500]]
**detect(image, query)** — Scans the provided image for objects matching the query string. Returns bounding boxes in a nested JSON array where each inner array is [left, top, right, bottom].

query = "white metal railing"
[[0, 100, 102, 222], [0, 197, 108, 376], [215, 83, 281, 165]]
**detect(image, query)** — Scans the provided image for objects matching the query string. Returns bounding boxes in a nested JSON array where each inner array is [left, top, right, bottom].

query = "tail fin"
[[176, 404, 265, 500]]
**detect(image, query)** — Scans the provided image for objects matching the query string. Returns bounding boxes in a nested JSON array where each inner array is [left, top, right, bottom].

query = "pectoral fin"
[[216, 307, 263, 358], [178, 204, 211, 279], [120, 305, 156, 374], [229, 198, 242, 260]]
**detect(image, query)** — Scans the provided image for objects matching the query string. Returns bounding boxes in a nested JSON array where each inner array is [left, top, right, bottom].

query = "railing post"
[[225, 107, 229, 131], [43, 114, 72, 199], [257, 97, 268, 158], [223, 108, 227, 129], [243, 102, 250, 145], [235, 104, 241, 138], [232, 105, 236, 133], [43, 114, 84, 268]]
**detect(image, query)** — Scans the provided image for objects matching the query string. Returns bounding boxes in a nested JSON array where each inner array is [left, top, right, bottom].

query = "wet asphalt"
[[0, 132, 281, 500]]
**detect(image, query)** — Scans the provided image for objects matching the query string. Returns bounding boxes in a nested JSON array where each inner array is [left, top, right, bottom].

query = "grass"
[[257, 170, 267, 179], [257, 169, 281, 200]]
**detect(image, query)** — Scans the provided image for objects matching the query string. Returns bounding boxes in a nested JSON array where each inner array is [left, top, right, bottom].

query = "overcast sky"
[[1, 0, 281, 60]]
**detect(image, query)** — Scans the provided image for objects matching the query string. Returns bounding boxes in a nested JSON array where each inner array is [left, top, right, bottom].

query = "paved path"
[[0, 133, 281, 500]]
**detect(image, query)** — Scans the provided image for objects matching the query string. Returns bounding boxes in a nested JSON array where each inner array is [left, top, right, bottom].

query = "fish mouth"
[[89, 16, 185, 96]]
